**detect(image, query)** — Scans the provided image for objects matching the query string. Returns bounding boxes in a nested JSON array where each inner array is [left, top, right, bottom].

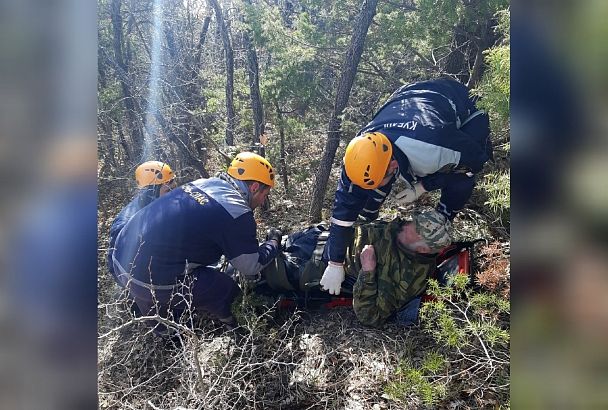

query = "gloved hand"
[[320, 263, 345, 295], [395, 181, 426, 205], [266, 227, 282, 244]]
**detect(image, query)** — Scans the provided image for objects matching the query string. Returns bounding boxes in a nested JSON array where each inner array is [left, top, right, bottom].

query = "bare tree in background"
[[110, 0, 144, 162], [443, 0, 498, 87], [243, 33, 264, 154], [308, 0, 379, 222], [241, 0, 265, 156], [208, 0, 235, 146], [274, 100, 289, 193], [161, 0, 210, 176]]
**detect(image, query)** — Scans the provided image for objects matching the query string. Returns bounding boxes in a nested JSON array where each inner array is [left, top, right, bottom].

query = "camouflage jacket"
[[346, 218, 436, 328], [265, 217, 437, 327]]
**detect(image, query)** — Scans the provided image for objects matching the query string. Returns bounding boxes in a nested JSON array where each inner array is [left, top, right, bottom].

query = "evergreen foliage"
[[98, 0, 511, 185], [384, 275, 510, 406], [98, 0, 510, 406], [474, 8, 510, 135]]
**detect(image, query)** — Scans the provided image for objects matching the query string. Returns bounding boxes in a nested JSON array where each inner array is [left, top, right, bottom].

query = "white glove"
[[320, 263, 345, 295], [395, 182, 426, 204]]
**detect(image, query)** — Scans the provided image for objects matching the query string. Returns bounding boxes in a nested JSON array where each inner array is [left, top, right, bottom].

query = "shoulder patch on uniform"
[[191, 178, 251, 219]]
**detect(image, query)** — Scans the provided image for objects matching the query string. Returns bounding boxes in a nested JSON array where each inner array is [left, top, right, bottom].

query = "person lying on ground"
[[259, 207, 452, 327]]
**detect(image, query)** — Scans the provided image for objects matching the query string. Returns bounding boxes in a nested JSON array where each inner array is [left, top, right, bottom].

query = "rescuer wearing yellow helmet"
[[320, 78, 492, 296], [111, 152, 280, 332], [107, 161, 177, 283]]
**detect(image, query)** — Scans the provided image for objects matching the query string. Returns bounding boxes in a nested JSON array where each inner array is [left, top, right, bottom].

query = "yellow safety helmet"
[[227, 152, 275, 187], [135, 161, 175, 188], [344, 132, 392, 189]]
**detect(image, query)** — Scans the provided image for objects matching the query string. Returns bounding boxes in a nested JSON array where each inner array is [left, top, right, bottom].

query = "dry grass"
[[98, 146, 510, 409], [476, 241, 511, 299], [98, 289, 432, 409]]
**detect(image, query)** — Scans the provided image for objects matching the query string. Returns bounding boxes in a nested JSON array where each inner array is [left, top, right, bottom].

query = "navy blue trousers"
[[128, 266, 241, 323]]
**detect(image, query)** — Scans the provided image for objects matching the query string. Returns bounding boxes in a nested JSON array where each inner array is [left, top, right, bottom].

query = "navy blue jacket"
[[324, 78, 491, 263], [112, 176, 278, 287], [107, 188, 159, 275]]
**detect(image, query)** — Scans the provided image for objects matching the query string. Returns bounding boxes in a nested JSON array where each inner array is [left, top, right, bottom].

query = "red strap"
[[322, 298, 353, 309]]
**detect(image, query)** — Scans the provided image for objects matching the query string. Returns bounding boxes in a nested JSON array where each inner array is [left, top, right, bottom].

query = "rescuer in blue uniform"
[[112, 152, 281, 328], [320, 78, 492, 295], [107, 161, 177, 281]]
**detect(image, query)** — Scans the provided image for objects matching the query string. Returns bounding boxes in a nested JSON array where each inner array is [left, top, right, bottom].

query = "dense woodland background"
[[98, 0, 510, 408], [97, 0, 509, 224]]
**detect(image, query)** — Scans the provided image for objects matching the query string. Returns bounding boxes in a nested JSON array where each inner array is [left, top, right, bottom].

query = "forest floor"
[[97, 145, 510, 409]]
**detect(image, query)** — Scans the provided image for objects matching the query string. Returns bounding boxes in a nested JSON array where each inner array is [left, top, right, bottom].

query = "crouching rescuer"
[[111, 152, 280, 331], [107, 161, 177, 288]]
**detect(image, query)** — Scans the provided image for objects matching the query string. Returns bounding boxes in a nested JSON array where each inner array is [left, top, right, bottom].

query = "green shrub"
[[478, 170, 510, 223], [473, 8, 510, 135], [385, 352, 448, 406], [386, 277, 510, 406]]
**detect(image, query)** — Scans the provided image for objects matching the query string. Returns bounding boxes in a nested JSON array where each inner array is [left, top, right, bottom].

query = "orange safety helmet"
[[227, 152, 275, 187], [343, 132, 393, 189], [135, 161, 175, 188]]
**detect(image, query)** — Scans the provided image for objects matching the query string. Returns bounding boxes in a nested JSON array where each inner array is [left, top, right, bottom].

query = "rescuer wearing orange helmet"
[[107, 161, 177, 281], [320, 78, 492, 295], [111, 152, 280, 331]]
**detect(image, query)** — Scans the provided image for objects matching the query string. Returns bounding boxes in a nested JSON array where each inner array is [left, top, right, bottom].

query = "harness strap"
[[312, 230, 330, 263], [298, 230, 331, 292], [112, 253, 194, 291]]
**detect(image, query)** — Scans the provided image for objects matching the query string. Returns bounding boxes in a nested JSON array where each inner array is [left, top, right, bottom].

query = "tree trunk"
[[207, 0, 235, 146], [467, 20, 492, 88], [185, 13, 213, 172], [444, 28, 468, 83], [274, 100, 289, 193], [243, 32, 265, 156], [116, 121, 130, 162], [194, 15, 212, 74], [110, 0, 144, 161], [241, 0, 265, 156], [467, 42, 484, 88], [190, 14, 212, 113], [98, 118, 117, 174], [308, 0, 379, 222], [97, 46, 118, 170]]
